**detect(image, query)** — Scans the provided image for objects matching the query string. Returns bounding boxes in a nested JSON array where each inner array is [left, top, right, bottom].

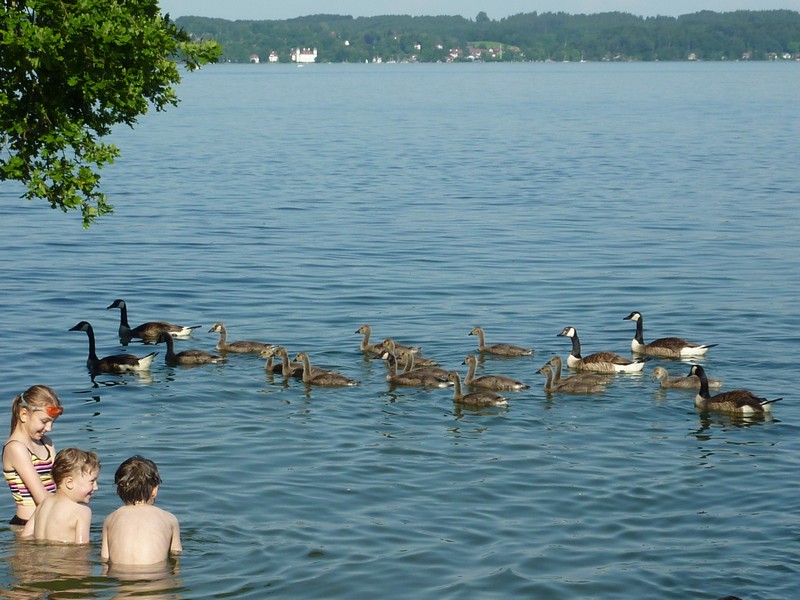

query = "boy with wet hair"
[[22, 448, 100, 543], [101, 455, 182, 566]]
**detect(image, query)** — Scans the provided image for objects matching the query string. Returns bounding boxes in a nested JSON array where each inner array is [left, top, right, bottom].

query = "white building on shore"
[[291, 47, 318, 63]]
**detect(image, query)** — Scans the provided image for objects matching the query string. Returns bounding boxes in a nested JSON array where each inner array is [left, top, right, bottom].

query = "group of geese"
[[68, 301, 782, 415]]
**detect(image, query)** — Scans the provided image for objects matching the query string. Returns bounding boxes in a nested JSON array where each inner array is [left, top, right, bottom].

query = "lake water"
[[1, 61, 799, 599]]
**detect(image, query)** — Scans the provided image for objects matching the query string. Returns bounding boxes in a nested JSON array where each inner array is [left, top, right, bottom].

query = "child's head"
[[52, 448, 101, 487], [10, 385, 63, 434], [114, 455, 162, 505]]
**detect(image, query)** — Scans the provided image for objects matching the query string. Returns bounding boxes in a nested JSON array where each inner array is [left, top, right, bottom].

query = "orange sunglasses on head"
[[22, 401, 63, 417]]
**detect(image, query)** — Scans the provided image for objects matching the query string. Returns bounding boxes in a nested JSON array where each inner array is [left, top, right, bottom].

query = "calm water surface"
[[1, 62, 799, 599]]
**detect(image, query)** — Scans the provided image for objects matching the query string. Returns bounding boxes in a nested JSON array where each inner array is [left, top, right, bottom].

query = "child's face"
[[69, 468, 100, 504], [23, 407, 58, 440]]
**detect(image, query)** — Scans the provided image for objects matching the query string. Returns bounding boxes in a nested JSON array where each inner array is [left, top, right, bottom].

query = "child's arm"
[[74, 505, 92, 544], [170, 513, 183, 555], [100, 518, 110, 561], [20, 509, 37, 538]]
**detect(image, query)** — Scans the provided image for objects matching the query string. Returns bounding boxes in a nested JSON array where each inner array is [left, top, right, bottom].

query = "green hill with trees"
[[175, 10, 800, 63]]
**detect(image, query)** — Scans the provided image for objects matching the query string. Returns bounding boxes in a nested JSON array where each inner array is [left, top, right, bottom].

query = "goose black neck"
[[570, 334, 582, 358], [696, 369, 711, 399], [633, 318, 645, 344], [85, 324, 99, 361], [118, 303, 130, 328]]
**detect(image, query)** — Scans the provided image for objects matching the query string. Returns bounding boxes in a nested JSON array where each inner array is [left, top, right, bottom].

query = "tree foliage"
[[1, 0, 221, 226], [176, 10, 800, 64]]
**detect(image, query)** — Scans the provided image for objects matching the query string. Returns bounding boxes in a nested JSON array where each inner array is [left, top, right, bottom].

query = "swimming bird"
[[690, 365, 781, 415], [262, 346, 325, 378], [652, 366, 722, 390], [557, 326, 645, 373], [469, 326, 533, 357], [537, 363, 606, 394], [156, 331, 225, 366], [107, 299, 200, 343], [383, 351, 452, 388], [383, 338, 436, 366], [447, 371, 508, 408], [355, 324, 387, 357], [462, 354, 529, 391], [547, 355, 609, 386], [208, 322, 273, 354], [69, 321, 158, 373], [401, 353, 451, 379], [623, 311, 716, 357], [294, 352, 359, 386]]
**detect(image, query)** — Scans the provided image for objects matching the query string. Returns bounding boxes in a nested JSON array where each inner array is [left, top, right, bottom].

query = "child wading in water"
[[22, 448, 100, 543], [3, 385, 63, 526], [102, 455, 182, 566]]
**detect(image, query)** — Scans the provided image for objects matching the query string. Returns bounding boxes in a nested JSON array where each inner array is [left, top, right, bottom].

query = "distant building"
[[249, 54, 260, 64], [268, 51, 279, 63], [291, 47, 318, 63]]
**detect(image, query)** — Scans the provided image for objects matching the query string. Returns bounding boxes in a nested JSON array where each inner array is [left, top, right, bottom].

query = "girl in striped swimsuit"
[[3, 385, 62, 526]]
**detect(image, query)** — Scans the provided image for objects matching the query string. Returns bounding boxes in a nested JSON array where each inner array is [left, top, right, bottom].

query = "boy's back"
[[102, 503, 182, 565], [30, 494, 91, 543]]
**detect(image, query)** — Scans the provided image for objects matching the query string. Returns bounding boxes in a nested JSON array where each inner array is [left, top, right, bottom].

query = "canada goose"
[[156, 331, 225, 366], [547, 356, 609, 386], [652, 366, 722, 390], [690, 365, 781, 414], [261, 346, 324, 378], [557, 326, 645, 373], [447, 371, 508, 408], [469, 326, 533, 357], [208, 322, 273, 354], [383, 338, 436, 366], [463, 354, 529, 391], [382, 351, 452, 388], [294, 352, 359, 386], [401, 353, 451, 379], [107, 299, 200, 342], [537, 363, 606, 394], [69, 321, 158, 373], [623, 311, 716, 357], [355, 324, 386, 357]]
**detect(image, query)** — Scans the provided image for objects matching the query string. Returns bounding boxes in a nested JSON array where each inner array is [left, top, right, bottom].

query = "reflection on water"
[[104, 559, 183, 600], [2, 536, 93, 598], [691, 411, 776, 441], [0, 534, 183, 599]]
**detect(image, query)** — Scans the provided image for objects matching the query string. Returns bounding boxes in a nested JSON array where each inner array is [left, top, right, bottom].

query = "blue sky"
[[158, 0, 800, 20]]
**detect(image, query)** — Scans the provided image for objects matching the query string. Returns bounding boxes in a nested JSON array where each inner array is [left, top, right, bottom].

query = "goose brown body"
[[107, 299, 200, 342], [383, 352, 451, 387], [652, 366, 722, 390], [557, 326, 645, 373], [209, 322, 273, 354], [355, 324, 386, 357], [262, 346, 303, 377], [447, 371, 508, 408], [294, 352, 359, 386], [623, 311, 716, 357], [401, 353, 451, 379], [69, 321, 157, 373], [462, 354, 528, 391], [538, 363, 606, 394], [690, 365, 780, 414], [469, 326, 533, 357], [547, 356, 609, 386], [157, 331, 224, 366]]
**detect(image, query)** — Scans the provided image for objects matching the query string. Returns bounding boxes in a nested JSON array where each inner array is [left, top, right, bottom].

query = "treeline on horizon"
[[174, 10, 800, 63]]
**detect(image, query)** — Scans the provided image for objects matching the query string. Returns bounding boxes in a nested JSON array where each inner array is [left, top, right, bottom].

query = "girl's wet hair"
[[10, 385, 61, 434], [52, 448, 101, 486], [114, 455, 162, 504]]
